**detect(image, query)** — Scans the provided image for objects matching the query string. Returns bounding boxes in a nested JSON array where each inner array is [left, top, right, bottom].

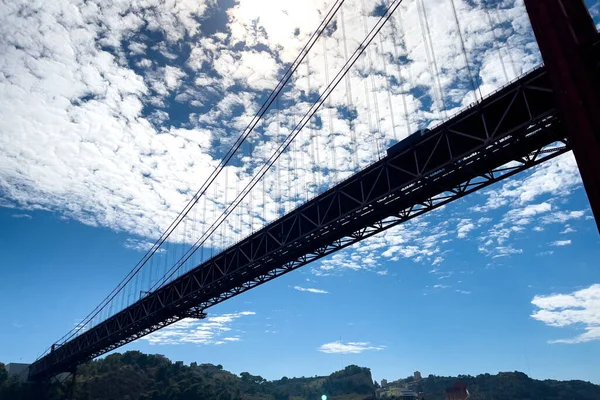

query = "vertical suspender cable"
[[379, 18, 397, 142], [306, 56, 318, 194], [286, 99, 293, 214], [292, 109, 299, 206], [235, 167, 240, 242], [482, 0, 508, 83], [341, 6, 359, 170], [201, 193, 207, 263], [223, 166, 228, 249], [421, 0, 448, 119], [180, 214, 187, 277], [323, 37, 338, 182], [276, 98, 282, 216], [44, 0, 350, 351], [417, 0, 442, 119], [212, 181, 217, 256], [449, 0, 480, 103], [299, 109, 308, 201], [500, 3, 518, 79], [247, 139, 254, 234], [392, 7, 412, 137], [361, 0, 383, 160], [262, 161, 267, 224], [359, 0, 375, 162], [191, 187, 199, 266], [133, 267, 139, 305], [151, 0, 406, 291]]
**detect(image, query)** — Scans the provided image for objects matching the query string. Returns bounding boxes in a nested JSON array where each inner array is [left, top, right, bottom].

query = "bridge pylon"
[[524, 0, 600, 233]]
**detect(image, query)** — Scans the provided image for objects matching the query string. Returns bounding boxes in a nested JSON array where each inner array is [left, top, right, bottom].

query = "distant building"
[[414, 371, 422, 381], [381, 379, 388, 387], [5, 363, 71, 383], [175, 361, 184, 367], [376, 386, 418, 399], [5, 363, 30, 382]]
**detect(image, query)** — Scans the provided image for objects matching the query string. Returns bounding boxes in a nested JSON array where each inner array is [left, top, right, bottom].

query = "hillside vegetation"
[[1, 351, 599, 400]]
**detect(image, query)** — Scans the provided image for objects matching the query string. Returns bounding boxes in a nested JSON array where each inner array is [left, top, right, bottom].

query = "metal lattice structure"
[[29, 65, 575, 379]]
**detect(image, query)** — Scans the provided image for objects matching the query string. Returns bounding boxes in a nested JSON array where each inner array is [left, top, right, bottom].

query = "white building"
[[376, 387, 418, 399]]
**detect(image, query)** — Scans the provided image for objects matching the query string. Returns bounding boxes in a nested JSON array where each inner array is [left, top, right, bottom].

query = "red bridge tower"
[[524, 0, 600, 232]]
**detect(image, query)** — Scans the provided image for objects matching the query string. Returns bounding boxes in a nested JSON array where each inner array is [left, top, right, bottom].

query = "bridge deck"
[[29, 66, 572, 379]]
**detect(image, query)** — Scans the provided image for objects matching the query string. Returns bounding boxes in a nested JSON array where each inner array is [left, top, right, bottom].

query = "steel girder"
[[29, 66, 570, 379]]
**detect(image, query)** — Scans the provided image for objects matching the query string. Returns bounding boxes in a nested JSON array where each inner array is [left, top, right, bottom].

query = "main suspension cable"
[[151, 0, 406, 291], [42, 0, 348, 356]]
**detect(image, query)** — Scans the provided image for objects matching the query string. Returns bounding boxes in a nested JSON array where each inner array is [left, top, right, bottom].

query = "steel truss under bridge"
[[30, 66, 576, 380]]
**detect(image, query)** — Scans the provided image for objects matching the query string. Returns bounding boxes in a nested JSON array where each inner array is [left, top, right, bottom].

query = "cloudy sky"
[[1, 0, 599, 385]]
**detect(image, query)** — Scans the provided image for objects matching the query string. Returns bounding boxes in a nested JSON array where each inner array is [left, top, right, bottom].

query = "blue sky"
[[1, 0, 600, 387]]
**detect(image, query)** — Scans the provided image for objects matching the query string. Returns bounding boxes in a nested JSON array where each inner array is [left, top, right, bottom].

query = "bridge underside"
[[29, 64, 581, 380]]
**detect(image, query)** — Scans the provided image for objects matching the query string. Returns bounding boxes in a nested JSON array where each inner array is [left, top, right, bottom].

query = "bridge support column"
[[524, 0, 600, 232], [67, 368, 77, 400]]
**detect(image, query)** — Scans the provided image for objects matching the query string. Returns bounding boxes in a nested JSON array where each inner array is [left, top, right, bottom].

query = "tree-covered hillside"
[[1, 351, 599, 400], [415, 371, 600, 400], [1, 353, 374, 400]]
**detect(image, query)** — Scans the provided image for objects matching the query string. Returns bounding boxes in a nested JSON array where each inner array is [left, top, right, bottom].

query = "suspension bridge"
[[27, 0, 600, 381]]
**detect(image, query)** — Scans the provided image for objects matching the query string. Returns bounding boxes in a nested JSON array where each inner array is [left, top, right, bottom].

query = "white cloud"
[[478, 244, 523, 259], [11, 213, 32, 219], [0, 0, 541, 247], [73, 319, 91, 333], [124, 238, 166, 253], [550, 240, 571, 247], [473, 154, 581, 213], [163, 66, 186, 91], [0, 0, 556, 318], [542, 210, 586, 225], [550, 328, 600, 344], [456, 218, 475, 239], [128, 41, 147, 55], [433, 284, 450, 289], [504, 202, 552, 225], [318, 341, 384, 354], [293, 286, 328, 294], [456, 290, 471, 295], [314, 218, 449, 276], [474, 154, 586, 258], [560, 226, 576, 234], [531, 284, 600, 344], [213, 50, 279, 91], [492, 246, 523, 258], [537, 250, 554, 256], [143, 311, 255, 345]]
